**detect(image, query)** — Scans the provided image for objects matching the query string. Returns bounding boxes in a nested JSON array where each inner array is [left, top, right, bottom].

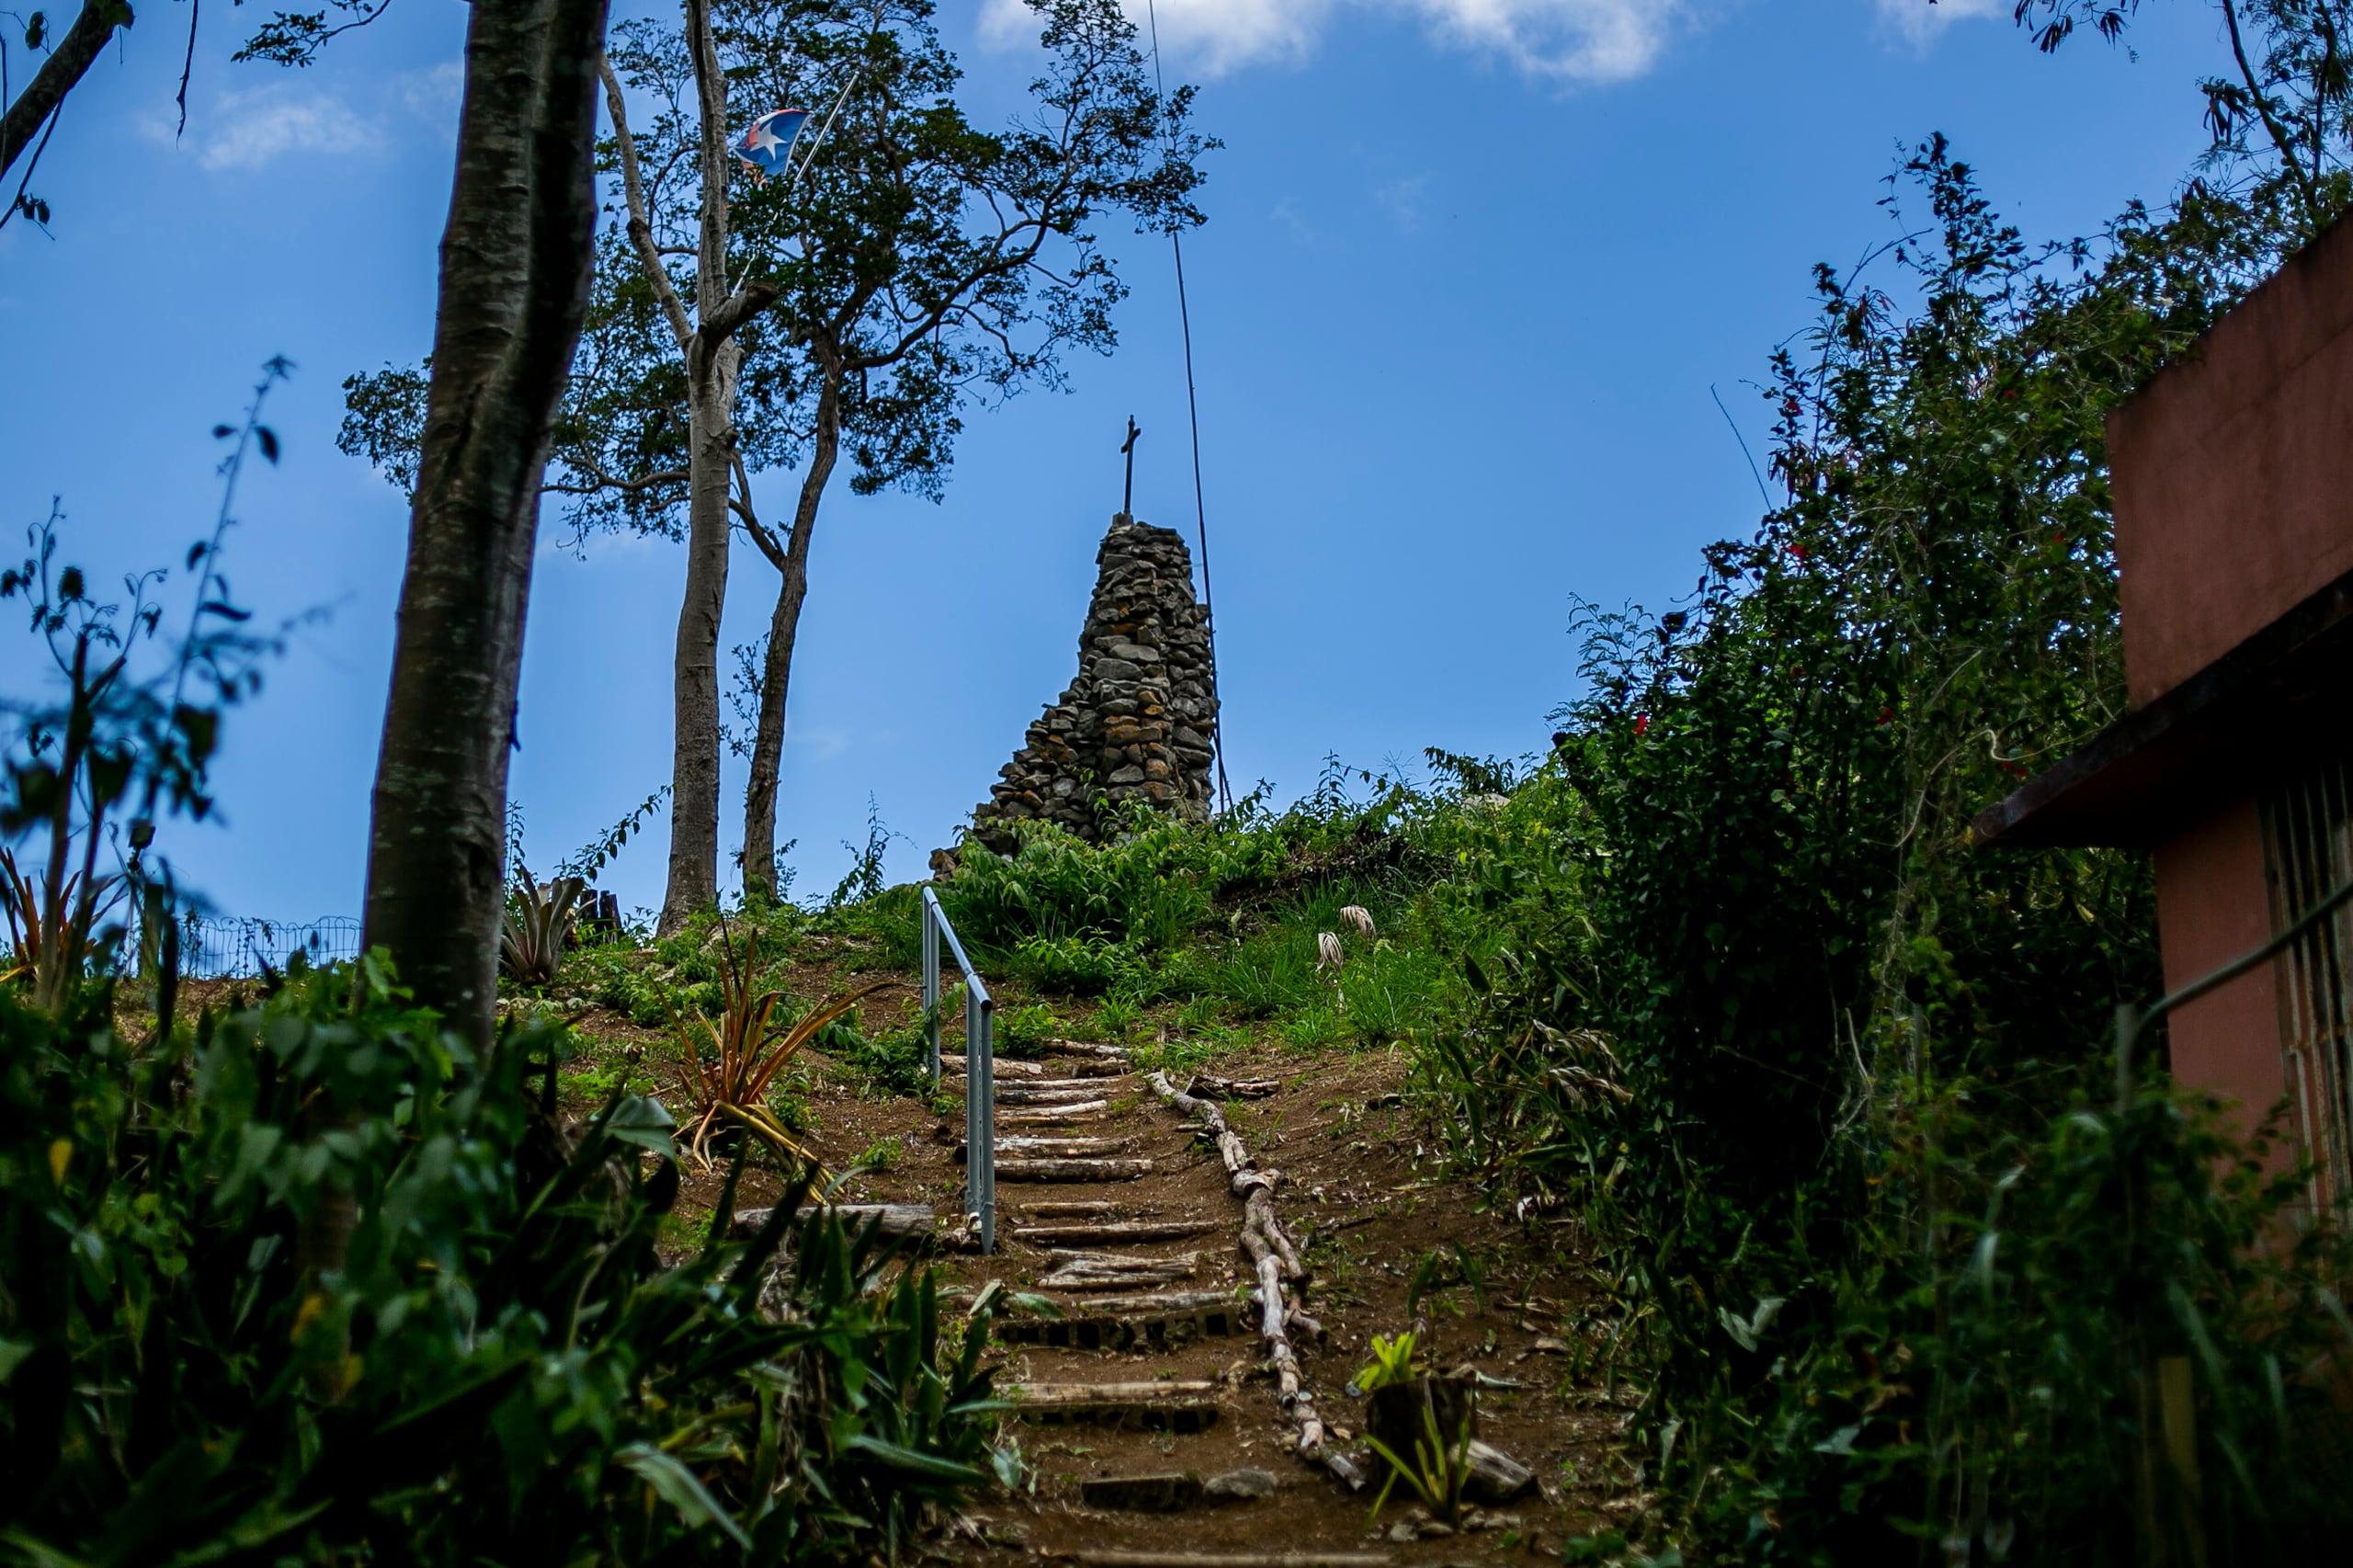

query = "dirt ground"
[[540, 934, 1650, 1564]]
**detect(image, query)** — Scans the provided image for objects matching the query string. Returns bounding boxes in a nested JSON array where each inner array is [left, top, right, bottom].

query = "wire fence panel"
[[165, 915, 364, 980]]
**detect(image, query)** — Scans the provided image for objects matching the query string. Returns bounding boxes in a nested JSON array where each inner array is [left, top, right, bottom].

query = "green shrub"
[[1007, 933, 1135, 996], [1410, 140, 2353, 1560], [0, 959, 994, 1562]]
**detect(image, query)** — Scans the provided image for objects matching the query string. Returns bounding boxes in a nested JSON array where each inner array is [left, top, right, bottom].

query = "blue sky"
[[0, 0, 2224, 923]]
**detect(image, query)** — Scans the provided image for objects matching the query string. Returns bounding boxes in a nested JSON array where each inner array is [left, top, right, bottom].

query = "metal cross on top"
[[1120, 415, 1142, 517]]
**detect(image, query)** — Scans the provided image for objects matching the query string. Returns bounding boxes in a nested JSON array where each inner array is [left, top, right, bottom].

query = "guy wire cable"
[[1143, 0, 1234, 817]]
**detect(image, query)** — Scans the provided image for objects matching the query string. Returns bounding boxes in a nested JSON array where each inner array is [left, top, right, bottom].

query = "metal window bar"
[[920, 887, 995, 1254], [2263, 757, 2353, 1221]]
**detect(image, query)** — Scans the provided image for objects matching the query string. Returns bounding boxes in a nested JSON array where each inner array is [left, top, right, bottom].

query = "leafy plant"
[[499, 867, 586, 987], [665, 915, 884, 1166], [2, 416, 281, 1014], [1364, 1396, 1474, 1527], [0, 844, 118, 987], [0, 960, 996, 1562], [558, 784, 670, 884], [1353, 1330, 1427, 1393]]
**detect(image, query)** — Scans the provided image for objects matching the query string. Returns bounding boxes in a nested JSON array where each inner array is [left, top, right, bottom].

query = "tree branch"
[[731, 448, 788, 572], [2221, 0, 2320, 219], [2, 0, 128, 186], [700, 279, 781, 348], [599, 54, 697, 351], [544, 462, 690, 496]]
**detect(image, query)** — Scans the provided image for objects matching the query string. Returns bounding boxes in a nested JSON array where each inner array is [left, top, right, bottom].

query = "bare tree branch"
[[600, 53, 696, 351], [731, 448, 788, 572], [1, 0, 127, 186]]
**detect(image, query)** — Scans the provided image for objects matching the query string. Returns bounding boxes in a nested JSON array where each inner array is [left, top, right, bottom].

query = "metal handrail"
[[920, 887, 995, 1254]]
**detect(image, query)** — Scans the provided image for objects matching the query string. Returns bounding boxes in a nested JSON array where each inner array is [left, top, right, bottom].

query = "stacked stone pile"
[[968, 516, 1218, 853]]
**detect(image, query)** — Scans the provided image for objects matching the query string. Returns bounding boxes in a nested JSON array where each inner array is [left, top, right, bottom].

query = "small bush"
[[0, 958, 994, 1561], [1008, 933, 1135, 996]]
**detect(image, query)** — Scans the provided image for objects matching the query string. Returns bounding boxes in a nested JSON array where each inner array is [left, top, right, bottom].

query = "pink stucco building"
[[1972, 216, 2353, 1213]]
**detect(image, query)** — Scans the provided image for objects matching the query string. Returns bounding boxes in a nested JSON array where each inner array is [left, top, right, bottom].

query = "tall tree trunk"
[[362, 0, 610, 1048], [0, 1, 127, 184], [660, 352, 738, 932], [740, 358, 841, 901], [655, 0, 740, 935]]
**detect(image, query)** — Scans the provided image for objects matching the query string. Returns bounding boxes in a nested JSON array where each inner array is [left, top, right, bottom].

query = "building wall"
[[2154, 796, 2289, 1159], [2109, 215, 2353, 706]]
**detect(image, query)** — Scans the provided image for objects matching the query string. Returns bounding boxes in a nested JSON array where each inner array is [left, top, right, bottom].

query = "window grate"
[[2264, 758, 2353, 1221]]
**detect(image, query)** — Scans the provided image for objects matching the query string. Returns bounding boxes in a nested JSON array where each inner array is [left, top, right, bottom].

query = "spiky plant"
[[1338, 903, 1376, 939], [667, 915, 885, 1167], [0, 846, 119, 989], [500, 869, 586, 987]]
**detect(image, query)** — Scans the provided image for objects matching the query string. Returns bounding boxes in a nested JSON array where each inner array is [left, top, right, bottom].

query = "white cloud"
[[151, 83, 377, 171], [1374, 172, 1430, 229], [982, 0, 1704, 84], [396, 60, 466, 128], [1874, 0, 2006, 50], [137, 67, 460, 172]]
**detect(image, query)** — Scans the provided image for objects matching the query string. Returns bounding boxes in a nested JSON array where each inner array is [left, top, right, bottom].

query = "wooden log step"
[[1020, 1199, 1132, 1219], [998, 1102, 1108, 1125], [991, 1291, 1247, 1352], [1047, 1289, 1236, 1314], [1009, 1381, 1221, 1432], [1077, 1555, 1394, 1568], [1188, 1073, 1281, 1100], [1077, 1544, 1392, 1553], [1042, 1038, 1131, 1060], [1014, 1219, 1223, 1245], [954, 1135, 1139, 1162], [987, 1081, 1131, 1104], [1048, 1056, 1132, 1077], [1079, 1471, 1203, 1512], [949, 1071, 1121, 1088], [726, 1203, 936, 1244], [996, 1156, 1154, 1183], [1047, 1247, 1203, 1269], [1037, 1252, 1199, 1291], [939, 1052, 1049, 1077]]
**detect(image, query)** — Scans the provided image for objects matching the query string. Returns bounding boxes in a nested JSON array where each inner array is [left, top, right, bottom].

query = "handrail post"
[[969, 985, 995, 1255], [921, 889, 941, 1082]]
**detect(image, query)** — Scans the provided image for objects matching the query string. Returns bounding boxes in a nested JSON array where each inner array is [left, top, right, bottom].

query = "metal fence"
[[160, 915, 364, 980], [921, 886, 996, 1254]]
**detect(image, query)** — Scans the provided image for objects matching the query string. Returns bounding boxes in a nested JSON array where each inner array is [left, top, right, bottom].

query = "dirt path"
[[556, 957, 1642, 1562]]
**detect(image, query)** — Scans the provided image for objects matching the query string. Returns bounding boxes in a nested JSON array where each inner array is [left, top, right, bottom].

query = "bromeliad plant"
[[666, 913, 885, 1167], [500, 867, 586, 987], [0, 844, 119, 987]]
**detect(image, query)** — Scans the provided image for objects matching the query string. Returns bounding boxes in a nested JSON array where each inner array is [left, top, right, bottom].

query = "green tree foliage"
[[1418, 139, 2353, 1559], [2016, 2, 2353, 231]]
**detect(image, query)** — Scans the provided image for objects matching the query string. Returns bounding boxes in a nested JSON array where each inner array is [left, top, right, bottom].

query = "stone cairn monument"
[[967, 515, 1220, 853]]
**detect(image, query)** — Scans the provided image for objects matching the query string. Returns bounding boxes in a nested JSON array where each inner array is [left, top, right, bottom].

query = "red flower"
[[1787, 542, 1809, 561], [1634, 714, 1651, 736]]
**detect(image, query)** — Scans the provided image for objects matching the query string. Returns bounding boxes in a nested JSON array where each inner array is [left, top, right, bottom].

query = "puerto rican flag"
[[737, 108, 812, 178]]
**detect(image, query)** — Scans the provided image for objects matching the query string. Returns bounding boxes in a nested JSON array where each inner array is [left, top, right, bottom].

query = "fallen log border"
[[1147, 1070, 1363, 1489]]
